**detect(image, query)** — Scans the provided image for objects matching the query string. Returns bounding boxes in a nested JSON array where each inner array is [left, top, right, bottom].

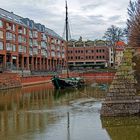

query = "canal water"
[[0, 83, 140, 140]]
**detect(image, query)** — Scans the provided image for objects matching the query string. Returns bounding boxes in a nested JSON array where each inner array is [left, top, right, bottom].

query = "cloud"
[[108, 15, 121, 22], [0, 0, 130, 40]]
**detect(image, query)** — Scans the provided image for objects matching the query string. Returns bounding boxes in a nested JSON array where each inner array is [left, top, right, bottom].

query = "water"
[[0, 84, 140, 140]]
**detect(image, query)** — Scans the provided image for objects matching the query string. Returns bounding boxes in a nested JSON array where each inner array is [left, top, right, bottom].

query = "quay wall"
[[0, 72, 115, 90], [0, 73, 22, 90]]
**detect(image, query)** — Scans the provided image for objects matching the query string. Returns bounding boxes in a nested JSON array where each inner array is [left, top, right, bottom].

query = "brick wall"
[[0, 73, 22, 89]]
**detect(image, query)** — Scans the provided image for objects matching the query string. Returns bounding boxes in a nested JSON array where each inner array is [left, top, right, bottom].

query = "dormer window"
[[0, 20, 3, 28]]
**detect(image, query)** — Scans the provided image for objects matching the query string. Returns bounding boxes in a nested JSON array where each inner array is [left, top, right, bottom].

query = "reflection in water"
[[101, 116, 140, 140], [0, 84, 106, 140], [0, 84, 140, 140]]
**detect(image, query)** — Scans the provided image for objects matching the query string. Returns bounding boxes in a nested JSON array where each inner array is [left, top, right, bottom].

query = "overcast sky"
[[0, 0, 130, 40]]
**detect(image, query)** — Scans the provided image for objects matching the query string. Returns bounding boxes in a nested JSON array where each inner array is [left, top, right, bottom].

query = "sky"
[[0, 0, 130, 40]]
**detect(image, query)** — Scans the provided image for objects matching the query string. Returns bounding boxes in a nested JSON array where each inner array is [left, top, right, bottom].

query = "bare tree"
[[103, 25, 125, 45], [127, 0, 140, 48], [127, 0, 140, 90], [103, 25, 125, 67]]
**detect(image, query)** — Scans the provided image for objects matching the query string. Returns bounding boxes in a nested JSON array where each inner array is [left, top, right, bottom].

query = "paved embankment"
[[0, 72, 115, 90], [0, 73, 22, 90], [21, 75, 52, 87]]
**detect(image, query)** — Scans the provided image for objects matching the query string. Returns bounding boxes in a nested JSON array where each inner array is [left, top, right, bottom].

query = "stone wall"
[[101, 48, 140, 117], [0, 73, 22, 90]]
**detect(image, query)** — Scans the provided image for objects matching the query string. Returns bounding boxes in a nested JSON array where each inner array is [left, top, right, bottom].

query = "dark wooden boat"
[[52, 76, 85, 89]]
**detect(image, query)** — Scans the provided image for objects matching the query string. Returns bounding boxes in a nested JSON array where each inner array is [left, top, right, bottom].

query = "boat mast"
[[65, 0, 69, 77], [66, 1, 68, 42]]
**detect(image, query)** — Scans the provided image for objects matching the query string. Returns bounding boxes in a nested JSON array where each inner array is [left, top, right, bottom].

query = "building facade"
[[115, 41, 126, 68], [0, 8, 66, 72], [67, 40, 109, 69], [108, 46, 114, 67]]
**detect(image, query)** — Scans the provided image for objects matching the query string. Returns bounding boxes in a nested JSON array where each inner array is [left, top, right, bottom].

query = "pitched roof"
[[0, 8, 64, 40]]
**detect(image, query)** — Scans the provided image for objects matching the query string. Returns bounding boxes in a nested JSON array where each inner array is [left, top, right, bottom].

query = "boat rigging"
[[52, 1, 85, 89]]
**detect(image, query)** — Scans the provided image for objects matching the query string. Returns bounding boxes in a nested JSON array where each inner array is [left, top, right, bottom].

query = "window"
[[0, 31, 3, 39], [0, 41, 3, 50], [6, 32, 12, 40], [23, 28, 26, 35], [23, 46, 26, 53], [13, 24, 16, 31], [86, 50, 91, 53], [6, 43, 12, 51], [18, 45, 23, 52], [0, 20, 3, 28], [13, 34, 16, 41], [18, 45, 27, 53], [12, 44, 16, 51], [33, 31, 38, 38]]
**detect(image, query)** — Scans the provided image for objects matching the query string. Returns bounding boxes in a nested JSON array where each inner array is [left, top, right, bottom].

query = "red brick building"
[[68, 40, 109, 69], [0, 8, 66, 73], [115, 41, 126, 68]]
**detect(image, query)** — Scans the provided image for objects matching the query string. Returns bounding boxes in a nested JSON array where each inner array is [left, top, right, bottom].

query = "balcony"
[[6, 36, 13, 41], [33, 39, 38, 46], [62, 43, 64, 46], [47, 53, 50, 57], [51, 39, 55, 44], [57, 54, 61, 58], [29, 41, 33, 47], [33, 43, 38, 47], [6, 26, 12, 31], [18, 39, 22, 43], [18, 46, 26, 53], [18, 29, 23, 34], [57, 47, 60, 51], [33, 31, 38, 38], [29, 34, 33, 38], [51, 51, 55, 57], [56, 40, 61, 45], [62, 49, 65, 53], [62, 54, 65, 58], [33, 51, 38, 55], [33, 47, 38, 55], [18, 48, 24, 53], [6, 46, 13, 51], [41, 50, 47, 57], [41, 33, 47, 40], [51, 45, 55, 50], [0, 42, 3, 50], [41, 41, 46, 49], [29, 51, 33, 55]]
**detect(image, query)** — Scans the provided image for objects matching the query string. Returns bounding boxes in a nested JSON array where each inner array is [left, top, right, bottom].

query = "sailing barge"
[[52, 1, 85, 89]]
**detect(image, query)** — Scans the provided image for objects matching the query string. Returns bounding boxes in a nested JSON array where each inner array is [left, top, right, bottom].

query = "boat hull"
[[52, 77, 85, 89]]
